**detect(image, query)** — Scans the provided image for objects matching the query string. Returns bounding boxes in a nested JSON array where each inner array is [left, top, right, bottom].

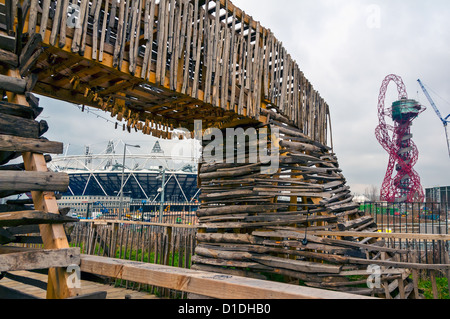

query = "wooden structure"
[[0, 270, 159, 299], [0, 0, 448, 299], [21, 0, 330, 141], [0, 66, 81, 298]]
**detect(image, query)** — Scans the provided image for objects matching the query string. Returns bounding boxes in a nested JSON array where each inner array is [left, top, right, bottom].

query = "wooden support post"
[[6, 68, 78, 299], [429, 270, 439, 299]]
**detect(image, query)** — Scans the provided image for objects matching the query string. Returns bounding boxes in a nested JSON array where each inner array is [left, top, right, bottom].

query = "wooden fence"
[[70, 220, 450, 299], [70, 220, 196, 297]]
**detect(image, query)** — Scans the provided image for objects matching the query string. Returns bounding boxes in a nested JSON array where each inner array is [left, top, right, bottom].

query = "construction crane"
[[417, 79, 450, 158]]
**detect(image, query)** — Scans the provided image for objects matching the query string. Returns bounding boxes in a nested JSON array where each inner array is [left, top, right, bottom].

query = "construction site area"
[[0, 0, 449, 304]]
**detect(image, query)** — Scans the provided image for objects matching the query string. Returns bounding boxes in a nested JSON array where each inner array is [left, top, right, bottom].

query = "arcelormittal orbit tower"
[[375, 74, 425, 203]]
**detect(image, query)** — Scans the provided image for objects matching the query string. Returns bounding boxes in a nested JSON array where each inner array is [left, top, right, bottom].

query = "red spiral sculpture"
[[375, 74, 425, 203]]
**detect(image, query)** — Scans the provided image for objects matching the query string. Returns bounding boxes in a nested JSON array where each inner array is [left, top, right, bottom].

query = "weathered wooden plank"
[[58, 0, 69, 48], [0, 171, 69, 193], [251, 255, 342, 274], [79, 0, 91, 56], [0, 74, 27, 94], [0, 113, 48, 139], [0, 48, 18, 67], [92, 0, 103, 60], [98, 0, 109, 61], [142, 0, 156, 79], [27, 0, 38, 34], [49, 0, 63, 45], [0, 247, 80, 272], [112, 0, 126, 67], [159, 0, 170, 84], [0, 210, 77, 227], [80, 254, 372, 299], [39, 0, 51, 38], [155, 0, 167, 84], [181, 2, 193, 94], [171, 0, 181, 91], [279, 139, 321, 154], [196, 204, 280, 217], [71, 0, 89, 53], [338, 216, 375, 231], [310, 230, 450, 242], [191, 7, 204, 99], [0, 100, 43, 119], [0, 135, 63, 154], [128, 0, 141, 75]]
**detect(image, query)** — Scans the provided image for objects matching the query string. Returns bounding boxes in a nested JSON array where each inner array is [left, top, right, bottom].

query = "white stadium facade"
[[50, 139, 201, 222]]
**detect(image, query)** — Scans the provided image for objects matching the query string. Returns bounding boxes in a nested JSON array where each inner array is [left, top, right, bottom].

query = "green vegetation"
[[418, 277, 449, 299]]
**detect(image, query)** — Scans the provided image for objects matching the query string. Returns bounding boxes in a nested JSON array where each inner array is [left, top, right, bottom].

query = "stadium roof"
[[50, 139, 201, 202]]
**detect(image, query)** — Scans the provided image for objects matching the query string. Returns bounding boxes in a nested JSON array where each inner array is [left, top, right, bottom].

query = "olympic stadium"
[[49, 139, 202, 221]]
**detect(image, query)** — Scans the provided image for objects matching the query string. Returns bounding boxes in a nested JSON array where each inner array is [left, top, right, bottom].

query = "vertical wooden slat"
[[430, 270, 439, 299], [49, 0, 63, 45], [71, 0, 88, 53], [155, 0, 166, 84], [237, 33, 246, 116], [58, 0, 69, 48], [39, 0, 51, 38], [181, 2, 193, 95], [92, 0, 103, 60], [168, 0, 176, 54], [160, 0, 170, 85], [263, 31, 271, 100], [79, 0, 91, 56], [213, 25, 223, 108], [192, 0, 199, 56], [229, 34, 239, 112], [171, 0, 182, 91], [192, 7, 204, 99], [128, 0, 141, 74], [99, 0, 110, 62], [113, 0, 126, 67], [142, 0, 156, 79], [28, 0, 38, 34], [203, 15, 213, 104]]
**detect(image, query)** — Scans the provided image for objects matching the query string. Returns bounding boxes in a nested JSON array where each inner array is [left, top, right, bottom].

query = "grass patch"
[[418, 277, 449, 299]]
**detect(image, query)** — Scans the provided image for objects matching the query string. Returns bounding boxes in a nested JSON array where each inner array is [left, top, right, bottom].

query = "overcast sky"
[[39, 0, 450, 196]]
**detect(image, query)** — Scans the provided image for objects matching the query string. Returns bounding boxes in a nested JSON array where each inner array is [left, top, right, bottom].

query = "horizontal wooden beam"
[[0, 134, 63, 154], [0, 47, 18, 67], [310, 230, 450, 242], [0, 171, 69, 193], [80, 255, 373, 299], [0, 100, 43, 119], [0, 210, 77, 227], [78, 219, 198, 229], [0, 113, 48, 139], [0, 74, 27, 94], [0, 247, 80, 272]]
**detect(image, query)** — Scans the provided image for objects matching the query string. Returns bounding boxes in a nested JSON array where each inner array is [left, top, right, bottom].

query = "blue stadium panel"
[[62, 172, 200, 202]]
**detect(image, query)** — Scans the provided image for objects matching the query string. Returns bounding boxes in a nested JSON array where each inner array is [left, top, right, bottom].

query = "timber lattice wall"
[[5, 0, 330, 142]]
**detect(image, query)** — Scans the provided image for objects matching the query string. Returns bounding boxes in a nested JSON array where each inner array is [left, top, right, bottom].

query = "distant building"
[[353, 195, 370, 203], [425, 186, 449, 204], [57, 195, 131, 218]]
